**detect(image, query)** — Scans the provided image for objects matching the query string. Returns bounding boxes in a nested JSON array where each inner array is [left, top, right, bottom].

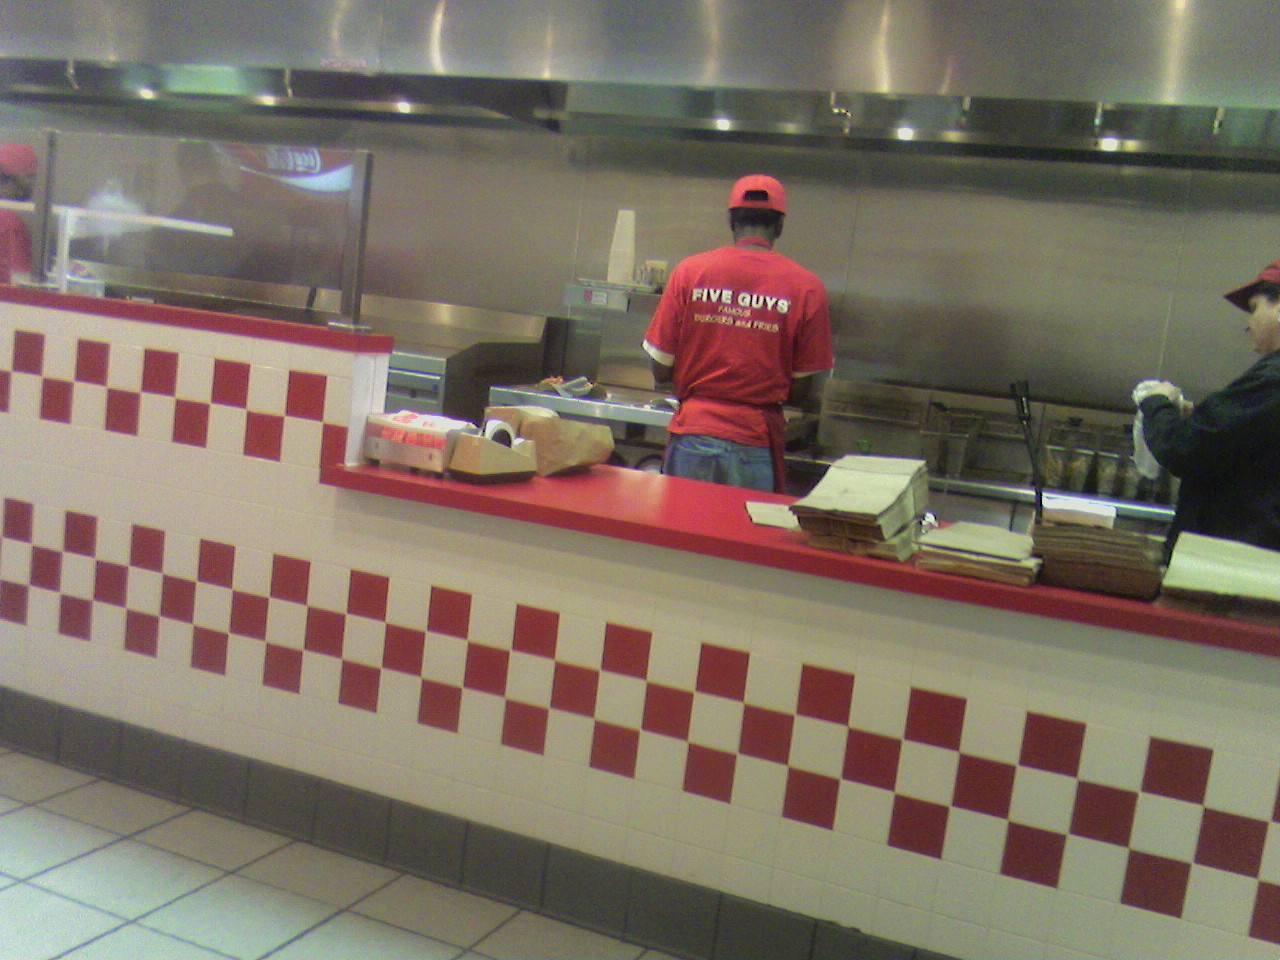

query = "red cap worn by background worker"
[[729, 174, 787, 214], [1224, 259, 1280, 312], [0, 143, 37, 179]]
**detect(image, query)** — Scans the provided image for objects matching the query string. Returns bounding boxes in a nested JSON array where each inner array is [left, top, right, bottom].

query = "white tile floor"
[[0, 748, 678, 960]]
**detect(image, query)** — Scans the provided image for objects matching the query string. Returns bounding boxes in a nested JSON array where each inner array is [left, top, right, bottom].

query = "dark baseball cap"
[[729, 175, 787, 214], [1224, 259, 1280, 312]]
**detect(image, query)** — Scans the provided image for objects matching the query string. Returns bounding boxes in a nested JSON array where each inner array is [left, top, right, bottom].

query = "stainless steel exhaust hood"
[[1, 0, 1277, 163]]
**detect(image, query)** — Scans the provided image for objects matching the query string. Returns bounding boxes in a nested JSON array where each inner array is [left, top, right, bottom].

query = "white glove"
[[1130, 380, 1187, 481]]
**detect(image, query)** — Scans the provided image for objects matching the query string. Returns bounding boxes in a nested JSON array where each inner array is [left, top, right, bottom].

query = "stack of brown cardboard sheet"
[[1157, 533, 1280, 625], [1031, 521, 1165, 599], [915, 522, 1041, 586], [790, 456, 928, 562]]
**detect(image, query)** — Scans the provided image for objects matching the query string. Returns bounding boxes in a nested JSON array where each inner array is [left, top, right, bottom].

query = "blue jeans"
[[663, 433, 775, 491]]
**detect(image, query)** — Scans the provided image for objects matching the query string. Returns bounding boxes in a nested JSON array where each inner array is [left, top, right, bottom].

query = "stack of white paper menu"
[[790, 456, 928, 561], [1159, 533, 1280, 624], [916, 522, 1040, 586]]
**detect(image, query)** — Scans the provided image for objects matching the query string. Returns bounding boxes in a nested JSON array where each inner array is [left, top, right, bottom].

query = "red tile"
[[739, 706, 794, 765], [602, 623, 651, 678], [286, 371, 327, 420], [1070, 781, 1138, 846], [1142, 738, 1212, 804], [270, 554, 310, 603], [428, 586, 471, 639], [172, 399, 210, 447], [75, 340, 109, 385], [1195, 809, 1268, 876], [904, 688, 966, 750], [1000, 823, 1065, 887], [124, 610, 159, 657], [64, 512, 97, 556], [94, 561, 129, 606], [551, 662, 600, 717], [339, 660, 380, 712], [513, 605, 559, 657], [952, 754, 1016, 819], [782, 769, 840, 830], [1252, 882, 1280, 945], [104, 389, 140, 434], [0, 370, 9, 411], [211, 359, 251, 407], [3, 499, 33, 541], [464, 643, 509, 695], [198, 540, 235, 587], [160, 576, 196, 622], [503, 701, 549, 754], [12, 330, 44, 374], [230, 592, 269, 640], [843, 729, 902, 790], [304, 607, 345, 656], [244, 412, 285, 461], [1121, 851, 1190, 918], [141, 349, 178, 395], [641, 683, 692, 739], [418, 679, 462, 731], [796, 665, 855, 724], [683, 744, 736, 802], [0, 581, 28, 623], [263, 644, 303, 692], [348, 570, 389, 620], [30, 547, 62, 590], [130, 525, 165, 570], [383, 625, 426, 675], [696, 643, 749, 700], [889, 795, 949, 858], [41, 379, 73, 423], [591, 722, 640, 778], [59, 595, 92, 640], [320, 423, 347, 467], [1020, 713, 1086, 777], [192, 627, 228, 674]]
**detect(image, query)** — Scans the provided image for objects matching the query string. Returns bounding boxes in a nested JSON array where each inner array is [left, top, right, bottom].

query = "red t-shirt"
[[643, 238, 833, 446], [0, 211, 32, 285]]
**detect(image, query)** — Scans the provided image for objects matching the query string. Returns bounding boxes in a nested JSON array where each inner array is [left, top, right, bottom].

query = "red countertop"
[[323, 463, 1280, 661]]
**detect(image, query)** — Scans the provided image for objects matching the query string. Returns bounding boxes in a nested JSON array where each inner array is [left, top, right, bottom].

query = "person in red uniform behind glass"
[[0, 143, 36, 285], [643, 174, 833, 492]]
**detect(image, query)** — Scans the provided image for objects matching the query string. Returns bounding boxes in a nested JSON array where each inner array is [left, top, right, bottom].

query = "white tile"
[[0, 751, 95, 802], [62, 923, 232, 959], [135, 810, 290, 870], [474, 910, 644, 960], [268, 911, 458, 960], [594, 672, 647, 729], [0, 883, 122, 958], [39, 780, 186, 835], [1203, 750, 1280, 820], [1181, 863, 1258, 934], [32, 839, 222, 918], [0, 808, 117, 878], [1057, 835, 1128, 902], [895, 741, 961, 807], [788, 715, 849, 779], [1128, 793, 1203, 862], [354, 875, 517, 948], [141, 874, 334, 959], [686, 694, 744, 753], [1007, 767, 1077, 834], [240, 841, 397, 908], [848, 675, 911, 738]]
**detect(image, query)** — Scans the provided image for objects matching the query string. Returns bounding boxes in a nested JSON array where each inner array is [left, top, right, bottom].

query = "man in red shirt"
[[0, 143, 36, 286], [643, 174, 834, 492]]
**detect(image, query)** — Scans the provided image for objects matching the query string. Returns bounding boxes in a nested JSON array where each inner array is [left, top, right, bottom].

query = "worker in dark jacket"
[[1137, 259, 1280, 557]]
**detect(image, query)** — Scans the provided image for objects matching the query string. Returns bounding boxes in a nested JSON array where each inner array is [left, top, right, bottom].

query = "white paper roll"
[[607, 208, 636, 284], [483, 420, 515, 446]]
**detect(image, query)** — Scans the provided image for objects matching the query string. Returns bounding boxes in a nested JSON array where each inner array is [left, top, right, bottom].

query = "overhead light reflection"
[[895, 125, 915, 140], [395, 99, 413, 113], [137, 87, 156, 100], [1098, 136, 1121, 151], [714, 117, 732, 131]]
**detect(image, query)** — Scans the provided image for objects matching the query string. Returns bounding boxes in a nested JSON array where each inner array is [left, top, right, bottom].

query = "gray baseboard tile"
[[626, 869, 721, 959], [180, 741, 249, 819], [0, 688, 61, 758], [245, 759, 318, 840], [116, 721, 185, 798], [386, 799, 467, 886], [542, 845, 632, 938], [714, 895, 816, 960], [462, 821, 548, 911], [57, 706, 121, 777], [812, 922, 915, 960], [313, 779, 391, 863]]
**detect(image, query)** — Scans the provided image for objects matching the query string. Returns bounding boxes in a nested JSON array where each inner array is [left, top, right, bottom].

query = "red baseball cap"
[[0, 143, 37, 178], [1224, 259, 1280, 311], [729, 174, 787, 214]]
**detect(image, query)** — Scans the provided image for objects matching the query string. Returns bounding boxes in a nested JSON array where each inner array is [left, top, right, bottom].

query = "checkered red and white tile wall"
[[2, 306, 1280, 958]]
